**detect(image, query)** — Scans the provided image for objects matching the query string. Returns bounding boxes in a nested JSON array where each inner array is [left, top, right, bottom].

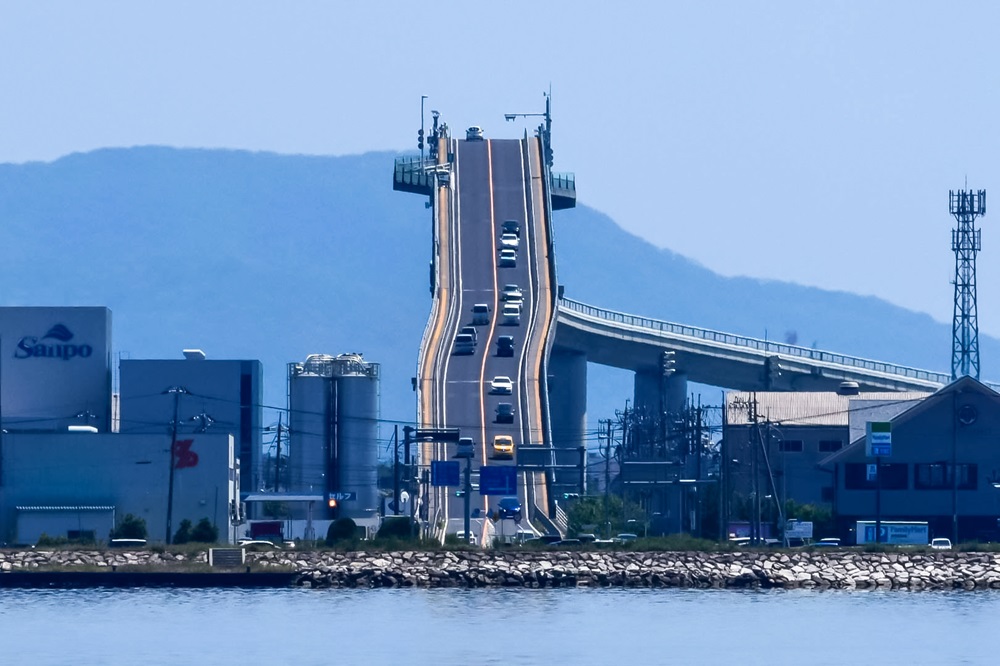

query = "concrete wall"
[[0, 432, 237, 545]]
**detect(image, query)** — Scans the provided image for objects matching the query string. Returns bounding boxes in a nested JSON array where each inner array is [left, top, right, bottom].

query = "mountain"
[[0, 147, 986, 435]]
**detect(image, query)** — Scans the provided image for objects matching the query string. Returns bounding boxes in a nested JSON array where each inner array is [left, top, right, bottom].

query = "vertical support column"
[[547, 348, 587, 493]]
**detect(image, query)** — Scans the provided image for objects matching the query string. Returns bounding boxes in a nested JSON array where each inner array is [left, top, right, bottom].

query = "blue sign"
[[328, 492, 357, 501], [479, 465, 517, 496], [431, 461, 461, 487]]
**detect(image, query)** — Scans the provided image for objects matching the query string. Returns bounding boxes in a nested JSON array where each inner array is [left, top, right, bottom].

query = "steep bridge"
[[394, 116, 957, 532]]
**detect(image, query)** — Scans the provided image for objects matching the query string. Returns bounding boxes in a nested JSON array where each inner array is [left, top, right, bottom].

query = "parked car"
[[490, 376, 513, 394], [497, 496, 523, 522], [466, 126, 484, 141], [930, 537, 953, 550], [492, 435, 514, 460], [813, 538, 842, 548]]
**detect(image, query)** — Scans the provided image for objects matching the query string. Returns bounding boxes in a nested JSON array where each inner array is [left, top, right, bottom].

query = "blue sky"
[[4, 1, 1000, 335]]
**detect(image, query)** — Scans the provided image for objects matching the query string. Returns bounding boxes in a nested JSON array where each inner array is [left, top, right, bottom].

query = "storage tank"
[[287, 353, 380, 520]]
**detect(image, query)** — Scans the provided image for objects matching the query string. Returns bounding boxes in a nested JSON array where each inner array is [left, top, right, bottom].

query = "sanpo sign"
[[15, 324, 95, 361]]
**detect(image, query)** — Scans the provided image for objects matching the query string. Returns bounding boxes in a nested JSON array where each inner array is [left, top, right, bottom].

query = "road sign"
[[328, 492, 357, 501], [866, 421, 892, 457], [479, 465, 517, 496], [431, 460, 461, 487], [412, 428, 461, 443]]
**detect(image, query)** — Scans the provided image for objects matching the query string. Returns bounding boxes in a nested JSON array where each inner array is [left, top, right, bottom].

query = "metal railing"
[[393, 156, 434, 190], [550, 172, 575, 193], [558, 298, 953, 385]]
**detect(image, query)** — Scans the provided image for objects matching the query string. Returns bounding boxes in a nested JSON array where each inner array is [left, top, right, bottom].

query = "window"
[[819, 440, 843, 452], [779, 440, 803, 453], [845, 462, 908, 490], [914, 463, 977, 490]]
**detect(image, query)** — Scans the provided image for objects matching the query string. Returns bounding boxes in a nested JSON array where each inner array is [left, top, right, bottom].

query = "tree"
[[326, 517, 358, 545], [173, 519, 193, 545], [191, 518, 219, 543], [110, 514, 147, 540]]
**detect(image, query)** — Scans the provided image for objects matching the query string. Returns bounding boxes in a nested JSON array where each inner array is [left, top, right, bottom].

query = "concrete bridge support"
[[633, 370, 688, 418], [547, 347, 588, 450]]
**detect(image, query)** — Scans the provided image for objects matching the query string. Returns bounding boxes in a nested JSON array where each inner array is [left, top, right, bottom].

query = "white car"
[[490, 375, 513, 394], [466, 126, 484, 141], [501, 284, 523, 301], [498, 248, 516, 268], [500, 232, 519, 248], [930, 537, 952, 550]]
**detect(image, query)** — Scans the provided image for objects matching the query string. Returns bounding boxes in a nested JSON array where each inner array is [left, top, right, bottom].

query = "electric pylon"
[[949, 188, 985, 380]]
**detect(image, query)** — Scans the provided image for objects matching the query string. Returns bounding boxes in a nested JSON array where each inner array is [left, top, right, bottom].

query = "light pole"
[[420, 95, 428, 165], [504, 90, 553, 167]]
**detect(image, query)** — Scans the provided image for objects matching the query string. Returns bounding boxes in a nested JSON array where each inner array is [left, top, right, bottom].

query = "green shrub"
[[326, 517, 358, 545], [36, 533, 69, 547], [190, 518, 219, 543], [377, 516, 418, 540], [110, 514, 148, 540], [173, 519, 193, 545]]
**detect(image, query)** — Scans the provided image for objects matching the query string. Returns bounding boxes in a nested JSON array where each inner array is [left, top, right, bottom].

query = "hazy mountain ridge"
[[0, 147, 985, 429]]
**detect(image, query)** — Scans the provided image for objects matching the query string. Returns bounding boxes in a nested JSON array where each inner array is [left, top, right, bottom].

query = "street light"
[[503, 90, 553, 167]]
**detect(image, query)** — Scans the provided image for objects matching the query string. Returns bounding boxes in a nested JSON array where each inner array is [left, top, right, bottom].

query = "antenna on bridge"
[[949, 187, 985, 380]]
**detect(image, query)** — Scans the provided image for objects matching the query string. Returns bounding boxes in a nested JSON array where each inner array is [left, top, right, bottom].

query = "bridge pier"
[[633, 369, 688, 419], [548, 348, 587, 451]]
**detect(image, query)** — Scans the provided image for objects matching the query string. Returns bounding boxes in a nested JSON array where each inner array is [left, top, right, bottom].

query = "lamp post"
[[504, 90, 553, 167], [420, 95, 428, 165]]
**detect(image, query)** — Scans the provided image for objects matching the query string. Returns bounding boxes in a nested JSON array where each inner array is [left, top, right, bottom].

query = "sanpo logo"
[[15, 324, 94, 361]]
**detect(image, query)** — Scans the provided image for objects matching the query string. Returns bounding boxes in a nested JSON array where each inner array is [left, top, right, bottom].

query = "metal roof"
[[726, 391, 931, 427], [15, 505, 116, 512], [243, 494, 325, 503]]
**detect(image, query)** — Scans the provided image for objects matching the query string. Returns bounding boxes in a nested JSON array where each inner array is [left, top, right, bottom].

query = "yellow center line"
[[478, 139, 501, 517]]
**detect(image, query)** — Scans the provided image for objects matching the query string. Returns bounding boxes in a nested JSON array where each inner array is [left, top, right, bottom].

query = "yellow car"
[[492, 435, 514, 460]]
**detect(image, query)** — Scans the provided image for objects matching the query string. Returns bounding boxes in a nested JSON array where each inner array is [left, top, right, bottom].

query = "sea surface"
[[1, 586, 997, 665]]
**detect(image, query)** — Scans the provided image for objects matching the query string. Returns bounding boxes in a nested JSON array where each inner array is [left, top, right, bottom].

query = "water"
[[2, 587, 998, 665]]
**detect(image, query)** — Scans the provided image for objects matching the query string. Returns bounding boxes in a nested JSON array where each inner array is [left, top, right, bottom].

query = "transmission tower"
[[949, 188, 985, 380]]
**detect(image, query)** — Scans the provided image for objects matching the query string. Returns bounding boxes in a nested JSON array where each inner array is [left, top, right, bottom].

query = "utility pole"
[[750, 395, 761, 545], [164, 386, 188, 544], [273, 412, 283, 492], [604, 419, 612, 539], [393, 425, 400, 516]]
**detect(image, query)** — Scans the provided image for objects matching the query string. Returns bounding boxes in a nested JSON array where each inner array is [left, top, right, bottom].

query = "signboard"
[[866, 421, 892, 457], [479, 465, 517, 496], [866, 464, 878, 481], [328, 492, 357, 501], [431, 461, 461, 487], [856, 521, 928, 545], [785, 520, 814, 539]]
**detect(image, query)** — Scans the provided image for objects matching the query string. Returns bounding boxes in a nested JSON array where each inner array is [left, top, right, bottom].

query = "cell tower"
[[949, 188, 985, 380]]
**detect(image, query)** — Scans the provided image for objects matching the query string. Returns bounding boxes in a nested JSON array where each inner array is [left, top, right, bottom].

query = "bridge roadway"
[[418, 132, 553, 541]]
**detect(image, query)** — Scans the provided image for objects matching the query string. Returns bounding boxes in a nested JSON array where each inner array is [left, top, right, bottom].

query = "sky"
[[4, 1, 1000, 335]]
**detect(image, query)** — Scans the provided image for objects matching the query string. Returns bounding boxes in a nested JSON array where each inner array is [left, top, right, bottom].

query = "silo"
[[287, 353, 379, 520], [288, 355, 336, 498], [331, 353, 380, 520]]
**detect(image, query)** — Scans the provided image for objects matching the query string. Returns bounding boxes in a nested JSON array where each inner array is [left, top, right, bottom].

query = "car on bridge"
[[497, 496, 522, 522], [472, 303, 491, 325], [500, 232, 519, 249], [496, 335, 514, 357], [453, 333, 476, 355], [498, 248, 516, 268], [460, 325, 478, 342], [502, 303, 521, 325], [495, 402, 515, 423], [501, 284, 523, 302], [502, 220, 520, 238], [490, 376, 513, 394], [492, 435, 514, 460], [466, 126, 484, 141]]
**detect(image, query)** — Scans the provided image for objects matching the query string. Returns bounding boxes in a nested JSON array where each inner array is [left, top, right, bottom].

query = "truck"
[[855, 520, 929, 545]]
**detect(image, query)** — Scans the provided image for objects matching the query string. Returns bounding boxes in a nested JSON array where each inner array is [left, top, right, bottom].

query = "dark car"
[[502, 219, 520, 238], [497, 496, 523, 522], [495, 402, 515, 423], [496, 335, 514, 357]]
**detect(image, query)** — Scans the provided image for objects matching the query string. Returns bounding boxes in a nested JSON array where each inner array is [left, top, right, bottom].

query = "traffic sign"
[[328, 492, 357, 501], [431, 460, 461, 487], [479, 465, 517, 496], [866, 421, 892, 458]]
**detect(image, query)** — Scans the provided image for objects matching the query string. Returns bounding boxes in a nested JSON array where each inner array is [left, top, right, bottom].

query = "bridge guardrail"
[[558, 298, 955, 385]]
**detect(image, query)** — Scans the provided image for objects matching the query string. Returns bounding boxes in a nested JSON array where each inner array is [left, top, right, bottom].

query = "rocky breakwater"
[[0, 549, 204, 571], [264, 550, 1000, 590]]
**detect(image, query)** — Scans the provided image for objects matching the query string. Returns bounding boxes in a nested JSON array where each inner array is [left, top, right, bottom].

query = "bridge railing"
[[558, 298, 953, 385]]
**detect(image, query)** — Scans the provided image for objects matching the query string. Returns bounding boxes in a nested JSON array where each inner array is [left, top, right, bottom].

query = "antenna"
[[949, 187, 985, 380]]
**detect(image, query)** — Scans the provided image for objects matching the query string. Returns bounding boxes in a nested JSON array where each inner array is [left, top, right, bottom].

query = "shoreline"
[[4, 548, 1000, 591]]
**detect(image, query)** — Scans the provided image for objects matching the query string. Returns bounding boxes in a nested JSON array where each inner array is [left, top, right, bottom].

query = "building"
[[119, 352, 263, 493], [0, 307, 112, 432], [823, 377, 1000, 543], [0, 432, 238, 545]]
